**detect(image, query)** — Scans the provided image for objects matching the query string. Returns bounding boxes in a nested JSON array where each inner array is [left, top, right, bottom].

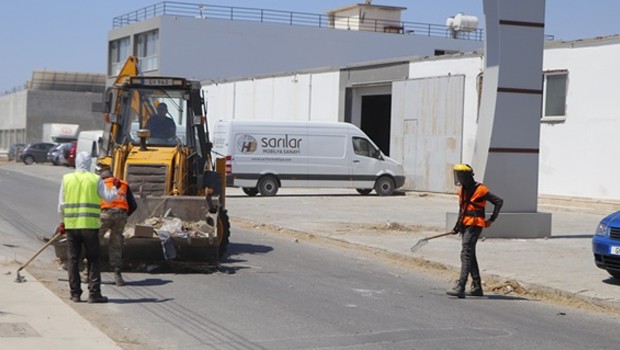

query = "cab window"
[[352, 137, 382, 159]]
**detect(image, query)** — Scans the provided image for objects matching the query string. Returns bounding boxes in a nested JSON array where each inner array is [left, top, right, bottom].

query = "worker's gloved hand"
[[58, 223, 65, 235], [485, 220, 493, 228], [112, 178, 122, 189], [452, 223, 462, 234]]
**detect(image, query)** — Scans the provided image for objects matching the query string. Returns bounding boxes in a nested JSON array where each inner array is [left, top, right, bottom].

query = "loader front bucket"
[[53, 196, 230, 269]]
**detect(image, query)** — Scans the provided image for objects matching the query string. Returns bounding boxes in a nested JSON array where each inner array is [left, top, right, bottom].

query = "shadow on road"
[[122, 278, 173, 287], [110, 297, 174, 304], [547, 234, 592, 239], [484, 294, 529, 301], [226, 242, 273, 255]]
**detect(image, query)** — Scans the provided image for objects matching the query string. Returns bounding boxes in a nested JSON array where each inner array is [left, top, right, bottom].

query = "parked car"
[[66, 141, 77, 167], [592, 212, 620, 279], [8, 143, 26, 161], [20, 142, 56, 165], [47, 143, 71, 166]]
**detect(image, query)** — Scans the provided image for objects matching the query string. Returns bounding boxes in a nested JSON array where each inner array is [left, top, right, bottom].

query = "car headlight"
[[595, 223, 609, 236]]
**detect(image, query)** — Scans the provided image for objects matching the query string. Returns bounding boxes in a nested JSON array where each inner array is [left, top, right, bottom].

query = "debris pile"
[[123, 217, 214, 239], [491, 280, 528, 295]]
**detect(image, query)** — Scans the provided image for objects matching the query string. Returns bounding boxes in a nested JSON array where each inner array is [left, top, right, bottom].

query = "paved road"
[[2, 161, 620, 349]]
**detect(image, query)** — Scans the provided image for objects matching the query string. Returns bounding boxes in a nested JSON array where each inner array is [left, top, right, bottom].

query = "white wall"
[[204, 71, 340, 131], [540, 42, 620, 200]]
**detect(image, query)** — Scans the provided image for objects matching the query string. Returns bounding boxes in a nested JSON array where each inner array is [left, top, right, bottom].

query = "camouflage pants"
[[99, 208, 128, 270]]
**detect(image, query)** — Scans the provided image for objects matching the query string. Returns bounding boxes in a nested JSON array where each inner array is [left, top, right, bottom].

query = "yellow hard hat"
[[453, 163, 473, 172]]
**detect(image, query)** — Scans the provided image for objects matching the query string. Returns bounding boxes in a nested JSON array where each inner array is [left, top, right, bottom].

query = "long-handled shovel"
[[410, 231, 454, 253], [15, 227, 63, 283]]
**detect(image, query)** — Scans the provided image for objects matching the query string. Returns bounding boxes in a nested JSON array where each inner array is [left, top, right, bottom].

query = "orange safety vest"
[[101, 177, 129, 212], [458, 184, 489, 227]]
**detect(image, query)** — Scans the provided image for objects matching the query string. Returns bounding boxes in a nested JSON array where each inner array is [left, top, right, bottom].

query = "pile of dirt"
[[490, 280, 528, 295]]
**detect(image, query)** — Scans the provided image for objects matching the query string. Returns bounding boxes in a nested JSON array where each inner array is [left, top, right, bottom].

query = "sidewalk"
[[0, 242, 122, 350], [1, 160, 619, 348], [0, 162, 121, 349]]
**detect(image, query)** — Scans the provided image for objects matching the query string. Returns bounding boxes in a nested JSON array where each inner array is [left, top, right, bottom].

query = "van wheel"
[[258, 175, 279, 196], [356, 189, 372, 195], [23, 156, 34, 165], [374, 176, 395, 196], [242, 187, 259, 196]]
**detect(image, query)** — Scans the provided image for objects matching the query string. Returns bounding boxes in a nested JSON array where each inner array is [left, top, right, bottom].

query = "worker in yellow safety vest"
[[58, 152, 121, 304]]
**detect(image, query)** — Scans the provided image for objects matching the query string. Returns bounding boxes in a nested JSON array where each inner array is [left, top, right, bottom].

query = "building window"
[[542, 70, 568, 122], [109, 37, 130, 76], [135, 30, 159, 72]]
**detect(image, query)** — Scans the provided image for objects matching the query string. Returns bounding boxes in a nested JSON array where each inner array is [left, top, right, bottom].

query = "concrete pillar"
[[447, 0, 551, 238]]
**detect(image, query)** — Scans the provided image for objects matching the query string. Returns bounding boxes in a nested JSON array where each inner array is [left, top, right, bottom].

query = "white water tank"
[[446, 13, 478, 32]]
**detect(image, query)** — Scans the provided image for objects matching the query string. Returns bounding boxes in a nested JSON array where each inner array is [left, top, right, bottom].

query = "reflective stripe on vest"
[[101, 177, 129, 212], [459, 184, 489, 227], [63, 172, 101, 229]]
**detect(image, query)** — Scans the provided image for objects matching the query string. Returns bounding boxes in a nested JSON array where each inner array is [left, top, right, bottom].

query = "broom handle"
[[17, 228, 63, 273], [425, 231, 455, 240]]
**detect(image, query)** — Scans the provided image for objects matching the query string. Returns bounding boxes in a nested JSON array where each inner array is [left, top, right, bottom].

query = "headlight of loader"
[[595, 223, 609, 237]]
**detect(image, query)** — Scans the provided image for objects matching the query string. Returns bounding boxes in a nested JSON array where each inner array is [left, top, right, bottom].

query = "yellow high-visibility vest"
[[63, 172, 101, 229]]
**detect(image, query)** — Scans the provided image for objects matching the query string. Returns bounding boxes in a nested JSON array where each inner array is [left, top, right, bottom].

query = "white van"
[[212, 120, 405, 196], [76, 130, 103, 172]]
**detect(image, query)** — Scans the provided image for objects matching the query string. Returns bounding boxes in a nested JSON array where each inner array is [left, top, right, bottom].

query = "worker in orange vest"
[[447, 164, 503, 299], [99, 167, 137, 286]]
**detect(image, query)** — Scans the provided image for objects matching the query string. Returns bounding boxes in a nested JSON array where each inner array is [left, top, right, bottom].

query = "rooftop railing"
[[112, 1, 485, 41]]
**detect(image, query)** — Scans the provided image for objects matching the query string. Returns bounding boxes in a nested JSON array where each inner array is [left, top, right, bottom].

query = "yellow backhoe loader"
[[54, 56, 230, 267]]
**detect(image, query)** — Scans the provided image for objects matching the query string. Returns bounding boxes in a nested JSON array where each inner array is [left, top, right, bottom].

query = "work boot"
[[70, 295, 81, 303], [446, 281, 466, 298], [88, 294, 109, 304], [114, 270, 125, 286], [467, 281, 484, 297]]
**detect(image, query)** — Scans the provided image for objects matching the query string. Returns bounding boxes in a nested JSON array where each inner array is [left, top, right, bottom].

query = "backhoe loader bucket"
[[53, 196, 230, 269]]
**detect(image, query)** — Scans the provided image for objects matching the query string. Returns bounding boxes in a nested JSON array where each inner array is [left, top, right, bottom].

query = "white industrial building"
[[205, 35, 620, 203]]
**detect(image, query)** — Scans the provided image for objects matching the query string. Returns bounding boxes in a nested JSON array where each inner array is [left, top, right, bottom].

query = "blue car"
[[592, 211, 620, 279]]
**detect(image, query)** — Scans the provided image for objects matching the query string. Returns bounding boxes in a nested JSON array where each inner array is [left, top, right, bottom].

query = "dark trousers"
[[458, 225, 483, 287], [67, 229, 102, 297]]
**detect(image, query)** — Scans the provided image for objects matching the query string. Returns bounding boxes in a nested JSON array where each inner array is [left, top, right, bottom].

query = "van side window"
[[352, 137, 381, 159]]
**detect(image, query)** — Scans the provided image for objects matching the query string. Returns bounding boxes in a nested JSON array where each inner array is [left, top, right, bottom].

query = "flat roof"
[[326, 3, 407, 15]]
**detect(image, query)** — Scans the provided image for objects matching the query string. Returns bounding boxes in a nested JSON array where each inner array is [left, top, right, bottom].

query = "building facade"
[[0, 71, 106, 151], [203, 35, 620, 202], [106, 2, 483, 85]]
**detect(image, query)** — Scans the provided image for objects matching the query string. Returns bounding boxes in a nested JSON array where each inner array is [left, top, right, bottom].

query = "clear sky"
[[1, 0, 618, 94]]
